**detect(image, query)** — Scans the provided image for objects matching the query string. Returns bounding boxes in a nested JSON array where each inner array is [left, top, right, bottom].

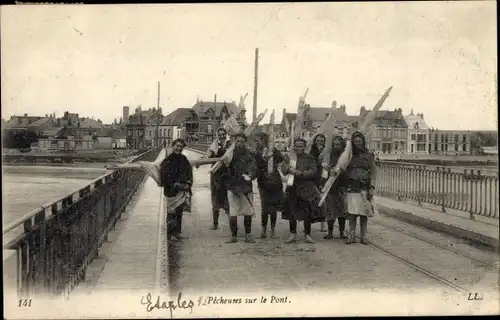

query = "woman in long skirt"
[[160, 139, 193, 242], [323, 136, 348, 240], [343, 132, 377, 245], [308, 133, 328, 229]]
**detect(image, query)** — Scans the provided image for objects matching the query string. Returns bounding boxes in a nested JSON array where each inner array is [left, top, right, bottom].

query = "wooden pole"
[[253, 48, 259, 123], [156, 81, 160, 148]]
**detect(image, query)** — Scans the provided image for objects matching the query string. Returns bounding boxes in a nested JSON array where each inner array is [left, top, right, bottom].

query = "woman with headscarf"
[[343, 132, 377, 245], [204, 127, 231, 230], [225, 133, 259, 244], [160, 138, 193, 241], [281, 138, 320, 244], [323, 136, 348, 239], [253, 132, 285, 239], [308, 133, 328, 231]]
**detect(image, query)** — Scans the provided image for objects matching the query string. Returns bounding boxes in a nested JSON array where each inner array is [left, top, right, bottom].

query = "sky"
[[1, 2, 497, 130]]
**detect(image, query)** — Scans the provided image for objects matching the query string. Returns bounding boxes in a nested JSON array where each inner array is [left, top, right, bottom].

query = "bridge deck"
[[80, 149, 167, 295]]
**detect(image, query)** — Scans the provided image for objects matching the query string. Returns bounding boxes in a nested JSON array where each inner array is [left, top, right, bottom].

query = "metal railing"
[[375, 161, 499, 220], [3, 146, 163, 298]]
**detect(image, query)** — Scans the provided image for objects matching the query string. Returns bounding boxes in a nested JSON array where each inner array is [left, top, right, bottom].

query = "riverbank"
[[1, 148, 141, 165]]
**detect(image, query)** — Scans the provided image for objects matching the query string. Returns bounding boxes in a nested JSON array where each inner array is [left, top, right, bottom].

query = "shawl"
[[160, 152, 193, 198], [226, 146, 257, 195]]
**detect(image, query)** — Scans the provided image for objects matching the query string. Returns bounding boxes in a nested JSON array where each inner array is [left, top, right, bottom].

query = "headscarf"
[[309, 133, 326, 159], [350, 131, 368, 154]]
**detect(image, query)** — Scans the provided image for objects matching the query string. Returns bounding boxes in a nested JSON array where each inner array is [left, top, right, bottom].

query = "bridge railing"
[[376, 162, 499, 220], [3, 146, 163, 298]]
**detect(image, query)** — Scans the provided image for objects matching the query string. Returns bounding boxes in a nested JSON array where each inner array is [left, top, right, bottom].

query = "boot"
[[226, 235, 238, 243], [270, 226, 276, 239], [305, 235, 315, 243], [260, 226, 267, 239], [285, 233, 299, 244], [360, 217, 369, 245], [245, 234, 256, 243], [339, 230, 348, 239], [210, 211, 219, 230]]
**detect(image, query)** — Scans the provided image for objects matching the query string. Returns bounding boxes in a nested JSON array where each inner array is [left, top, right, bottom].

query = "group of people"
[[158, 126, 377, 245]]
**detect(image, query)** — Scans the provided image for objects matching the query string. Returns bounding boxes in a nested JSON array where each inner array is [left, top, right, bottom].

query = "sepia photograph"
[[2, 1, 498, 318]]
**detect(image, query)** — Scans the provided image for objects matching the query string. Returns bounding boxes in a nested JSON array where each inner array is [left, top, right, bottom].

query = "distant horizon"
[[1, 3, 497, 131]]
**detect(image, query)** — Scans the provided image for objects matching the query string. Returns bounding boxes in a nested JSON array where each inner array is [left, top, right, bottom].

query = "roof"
[[161, 108, 192, 126], [95, 127, 116, 137], [79, 118, 104, 129], [112, 129, 127, 139], [404, 114, 430, 130], [306, 106, 353, 122], [192, 101, 240, 117], [39, 127, 64, 137], [361, 109, 408, 128], [28, 117, 53, 128]]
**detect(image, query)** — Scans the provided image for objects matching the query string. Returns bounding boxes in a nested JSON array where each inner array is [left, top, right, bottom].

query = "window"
[[462, 144, 467, 152], [303, 121, 307, 127], [411, 134, 416, 141], [428, 143, 431, 152], [445, 144, 448, 151], [411, 144, 414, 153], [463, 135, 467, 143], [167, 128, 172, 137], [455, 144, 458, 151], [207, 124, 213, 134]]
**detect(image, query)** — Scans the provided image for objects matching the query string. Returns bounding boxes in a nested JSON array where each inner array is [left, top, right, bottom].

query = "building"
[[360, 107, 408, 153], [282, 102, 361, 147], [428, 129, 471, 155], [112, 129, 127, 149], [95, 128, 116, 149], [158, 108, 191, 148], [123, 106, 130, 124], [404, 110, 430, 154], [184, 98, 246, 144], [6, 114, 44, 128], [126, 114, 147, 150], [256, 123, 290, 151]]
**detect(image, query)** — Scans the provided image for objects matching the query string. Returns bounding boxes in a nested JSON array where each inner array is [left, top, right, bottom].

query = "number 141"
[[18, 299, 32, 307]]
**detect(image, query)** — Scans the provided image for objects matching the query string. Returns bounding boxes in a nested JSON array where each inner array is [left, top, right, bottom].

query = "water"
[[2, 165, 108, 227]]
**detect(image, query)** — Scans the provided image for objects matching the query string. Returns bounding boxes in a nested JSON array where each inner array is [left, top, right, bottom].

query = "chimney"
[[197, 95, 200, 103], [360, 106, 366, 116], [340, 104, 346, 113], [24, 113, 28, 117], [332, 100, 337, 108], [420, 113, 424, 120], [282, 108, 287, 121], [410, 108, 414, 116], [398, 108, 402, 114]]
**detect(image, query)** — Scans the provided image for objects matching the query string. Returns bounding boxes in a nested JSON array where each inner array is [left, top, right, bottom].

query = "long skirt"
[[164, 192, 190, 236], [227, 191, 255, 217], [282, 187, 325, 222], [210, 175, 229, 213], [346, 191, 378, 217], [258, 186, 284, 214], [324, 188, 347, 221]]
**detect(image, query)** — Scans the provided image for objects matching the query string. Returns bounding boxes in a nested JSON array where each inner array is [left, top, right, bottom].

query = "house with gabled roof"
[[184, 97, 246, 144], [360, 107, 408, 153]]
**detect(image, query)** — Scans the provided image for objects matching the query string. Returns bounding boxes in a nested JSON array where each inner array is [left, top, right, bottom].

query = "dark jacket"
[[255, 147, 285, 192], [344, 150, 376, 192], [160, 152, 193, 197], [208, 140, 231, 181], [226, 146, 257, 195]]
